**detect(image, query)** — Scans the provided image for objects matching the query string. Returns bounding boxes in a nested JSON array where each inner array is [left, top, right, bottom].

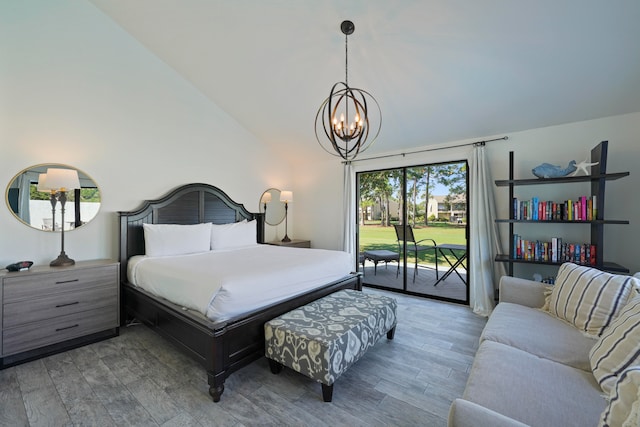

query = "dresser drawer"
[[2, 306, 118, 356], [3, 264, 118, 303], [3, 285, 117, 328]]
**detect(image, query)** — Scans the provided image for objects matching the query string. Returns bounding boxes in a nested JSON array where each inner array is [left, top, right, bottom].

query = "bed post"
[[208, 378, 225, 402], [255, 212, 265, 244]]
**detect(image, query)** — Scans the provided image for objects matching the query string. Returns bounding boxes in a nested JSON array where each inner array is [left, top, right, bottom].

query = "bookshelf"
[[495, 140, 629, 276]]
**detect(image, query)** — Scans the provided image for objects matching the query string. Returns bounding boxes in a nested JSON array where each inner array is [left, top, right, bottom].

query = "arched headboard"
[[118, 183, 265, 282]]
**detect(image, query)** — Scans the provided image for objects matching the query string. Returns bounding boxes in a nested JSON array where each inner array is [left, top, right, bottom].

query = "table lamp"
[[280, 190, 293, 242], [45, 168, 80, 266]]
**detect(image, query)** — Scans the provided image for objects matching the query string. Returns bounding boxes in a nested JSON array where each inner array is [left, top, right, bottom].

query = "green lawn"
[[359, 223, 466, 265]]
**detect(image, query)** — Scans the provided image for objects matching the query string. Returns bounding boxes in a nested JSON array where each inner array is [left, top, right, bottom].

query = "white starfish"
[[571, 158, 599, 176]]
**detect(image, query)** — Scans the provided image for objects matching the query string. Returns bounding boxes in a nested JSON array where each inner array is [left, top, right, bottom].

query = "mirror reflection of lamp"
[[280, 190, 293, 242], [37, 173, 57, 231], [261, 192, 272, 215], [45, 168, 80, 266]]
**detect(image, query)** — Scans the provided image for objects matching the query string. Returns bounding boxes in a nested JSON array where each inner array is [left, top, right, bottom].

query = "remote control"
[[5, 261, 33, 272]]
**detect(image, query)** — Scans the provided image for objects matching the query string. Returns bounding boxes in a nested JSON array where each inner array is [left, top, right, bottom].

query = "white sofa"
[[449, 265, 640, 427]]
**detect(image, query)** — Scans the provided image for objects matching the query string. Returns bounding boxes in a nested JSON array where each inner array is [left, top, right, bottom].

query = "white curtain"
[[342, 162, 356, 258], [469, 144, 506, 316], [16, 173, 32, 224]]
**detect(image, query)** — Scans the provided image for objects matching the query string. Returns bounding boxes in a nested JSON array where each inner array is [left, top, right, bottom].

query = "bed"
[[118, 183, 361, 402]]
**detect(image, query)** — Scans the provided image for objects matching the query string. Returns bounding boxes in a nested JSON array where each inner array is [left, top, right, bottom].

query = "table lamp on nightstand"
[[280, 190, 293, 242], [45, 168, 80, 267]]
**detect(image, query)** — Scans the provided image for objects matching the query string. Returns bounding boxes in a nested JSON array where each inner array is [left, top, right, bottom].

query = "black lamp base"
[[50, 251, 75, 267], [281, 235, 291, 243]]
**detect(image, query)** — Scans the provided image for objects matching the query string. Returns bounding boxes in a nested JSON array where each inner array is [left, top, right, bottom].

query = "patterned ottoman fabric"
[[264, 289, 397, 401]]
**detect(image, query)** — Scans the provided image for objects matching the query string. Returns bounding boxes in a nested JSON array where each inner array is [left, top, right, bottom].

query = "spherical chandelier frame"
[[314, 20, 382, 162], [315, 83, 381, 161]]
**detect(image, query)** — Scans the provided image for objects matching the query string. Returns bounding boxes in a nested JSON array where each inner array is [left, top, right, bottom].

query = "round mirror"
[[6, 163, 101, 231], [259, 188, 286, 226]]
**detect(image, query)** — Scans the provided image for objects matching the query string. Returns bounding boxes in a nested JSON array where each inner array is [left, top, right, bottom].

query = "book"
[[585, 244, 591, 265], [543, 242, 549, 261], [557, 238, 563, 261]]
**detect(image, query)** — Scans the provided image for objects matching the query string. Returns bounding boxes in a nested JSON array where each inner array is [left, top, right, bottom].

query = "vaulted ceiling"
[[89, 0, 640, 162]]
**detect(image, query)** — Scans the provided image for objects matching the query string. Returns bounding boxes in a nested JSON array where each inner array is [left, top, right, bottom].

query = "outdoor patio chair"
[[393, 224, 438, 282]]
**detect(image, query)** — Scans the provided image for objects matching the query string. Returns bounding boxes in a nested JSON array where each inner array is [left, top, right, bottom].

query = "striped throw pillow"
[[591, 296, 640, 394], [599, 366, 640, 427], [546, 263, 637, 337]]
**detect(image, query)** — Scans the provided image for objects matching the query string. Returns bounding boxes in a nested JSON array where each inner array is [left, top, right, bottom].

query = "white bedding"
[[127, 244, 353, 322]]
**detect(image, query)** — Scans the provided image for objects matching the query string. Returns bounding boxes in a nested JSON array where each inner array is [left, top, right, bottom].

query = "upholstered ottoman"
[[264, 289, 397, 402]]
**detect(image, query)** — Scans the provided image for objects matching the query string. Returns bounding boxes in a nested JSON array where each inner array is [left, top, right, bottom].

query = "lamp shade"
[[261, 192, 272, 203], [36, 173, 51, 192], [280, 191, 293, 203], [45, 168, 80, 192]]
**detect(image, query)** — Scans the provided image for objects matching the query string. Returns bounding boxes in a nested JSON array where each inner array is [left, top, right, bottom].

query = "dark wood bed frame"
[[118, 183, 361, 402]]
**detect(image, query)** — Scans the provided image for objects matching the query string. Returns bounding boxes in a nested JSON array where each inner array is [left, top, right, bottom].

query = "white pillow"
[[143, 223, 212, 257], [599, 366, 640, 427], [545, 263, 638, 337], [591, 294, 640, 394], [210, 220, 257, 250]]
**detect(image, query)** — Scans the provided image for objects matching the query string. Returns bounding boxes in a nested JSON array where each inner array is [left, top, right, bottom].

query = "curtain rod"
[[343, 136, 509, 164]]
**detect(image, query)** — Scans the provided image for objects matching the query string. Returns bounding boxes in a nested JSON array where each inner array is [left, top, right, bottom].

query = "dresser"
[[0, 259, 119, 368]]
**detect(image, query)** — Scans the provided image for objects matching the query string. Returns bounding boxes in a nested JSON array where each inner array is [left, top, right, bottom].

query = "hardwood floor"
[[0, 289, 486, 427]]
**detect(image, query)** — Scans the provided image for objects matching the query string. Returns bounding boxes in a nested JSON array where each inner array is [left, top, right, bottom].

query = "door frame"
[[356, 160, 470, 305]]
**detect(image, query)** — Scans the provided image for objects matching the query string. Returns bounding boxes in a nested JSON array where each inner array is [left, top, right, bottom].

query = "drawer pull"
[[55, 301, 80, 308], [55, 279, 79, 284], [55, 324, 79, 332]]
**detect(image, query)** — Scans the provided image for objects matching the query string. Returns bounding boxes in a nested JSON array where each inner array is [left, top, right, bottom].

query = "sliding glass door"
[[357, 161, 469, 304]]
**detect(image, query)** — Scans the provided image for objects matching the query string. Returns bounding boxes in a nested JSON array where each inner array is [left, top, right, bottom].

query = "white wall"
[[0, 1, 291, 266], [296, 112, 640, 276]]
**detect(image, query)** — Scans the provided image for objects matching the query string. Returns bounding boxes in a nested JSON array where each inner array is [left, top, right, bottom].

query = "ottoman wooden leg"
[[387, 326, 396, 340], [321, 383, 334, 402], [269, 359, 284, 374]]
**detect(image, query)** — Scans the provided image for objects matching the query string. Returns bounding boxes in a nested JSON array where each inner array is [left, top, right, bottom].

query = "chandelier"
[[315, 20, 382, 161]]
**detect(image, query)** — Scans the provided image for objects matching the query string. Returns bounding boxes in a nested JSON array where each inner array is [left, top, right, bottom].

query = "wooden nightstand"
[[267, 239, 311, 248], [0, 259, 120, 369]]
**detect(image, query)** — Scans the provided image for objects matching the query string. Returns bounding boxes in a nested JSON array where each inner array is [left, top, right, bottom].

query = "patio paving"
[[360, 260, 467, 302]]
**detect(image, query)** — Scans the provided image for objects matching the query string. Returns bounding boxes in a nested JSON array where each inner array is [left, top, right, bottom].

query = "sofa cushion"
[[599, 366, 640, 427], [481, 302, 596, 371], [464, 340, 605, 427], [546, 263, 637, 337], [449, 399, 529, 427], [590, 295, 640, 394]]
